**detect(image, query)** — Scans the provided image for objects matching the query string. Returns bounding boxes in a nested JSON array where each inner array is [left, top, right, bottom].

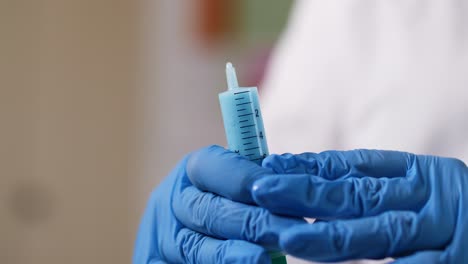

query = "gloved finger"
[[279, 211, 440, 262], [263, 150, 413, 180], [173, 185, 305, 249], [391, 251, 443, 264], [175, 228, 270, 264], [252, 174, 425, 218], [187, 145, 273, 204], [437, 223, 468, 263]]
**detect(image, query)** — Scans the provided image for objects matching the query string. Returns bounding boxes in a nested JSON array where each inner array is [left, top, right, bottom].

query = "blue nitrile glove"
[[133, 145, 304, 264], [251, 150, 468, 263]]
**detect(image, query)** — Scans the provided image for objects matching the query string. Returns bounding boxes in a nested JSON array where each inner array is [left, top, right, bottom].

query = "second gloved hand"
[[252, 150, 468, 263]]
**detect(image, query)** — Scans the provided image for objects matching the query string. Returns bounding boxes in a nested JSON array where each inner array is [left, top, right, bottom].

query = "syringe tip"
[[225, 62, 239, 90]]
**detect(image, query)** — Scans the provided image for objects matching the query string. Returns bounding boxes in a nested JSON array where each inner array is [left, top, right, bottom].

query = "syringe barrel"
[[219, 87, 269, 164]]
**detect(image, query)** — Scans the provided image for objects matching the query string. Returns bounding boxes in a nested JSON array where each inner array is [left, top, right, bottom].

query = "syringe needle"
[[226, 62, 239, 90]]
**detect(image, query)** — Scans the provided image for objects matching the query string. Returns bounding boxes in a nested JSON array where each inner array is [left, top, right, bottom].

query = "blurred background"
[[0, 0, 293, 263]]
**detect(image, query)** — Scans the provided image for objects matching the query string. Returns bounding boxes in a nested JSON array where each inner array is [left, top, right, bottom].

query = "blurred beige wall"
[[0, 0, 140, 263]]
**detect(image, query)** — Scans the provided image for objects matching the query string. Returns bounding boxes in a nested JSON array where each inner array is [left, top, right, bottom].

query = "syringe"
[[218, 62, 287, 264], [219, 63, 269, 163]]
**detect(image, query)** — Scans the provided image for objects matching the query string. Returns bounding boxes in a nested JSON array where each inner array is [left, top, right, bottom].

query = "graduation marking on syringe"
[[233, 91, 249, 95], [236, 102, 252, 106], [235, 97, 245, 100], [239, 119, 249, 123], [237, 108, 247, 112], [242, 135, 258, 139], [240, 125, 255, 129], [238, 113, 253, 117], [244, 146, 259, 151], [241, 131, 250, 134]]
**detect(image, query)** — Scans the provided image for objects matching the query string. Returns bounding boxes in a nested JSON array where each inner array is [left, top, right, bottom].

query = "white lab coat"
[[261, 0, 468, 263]]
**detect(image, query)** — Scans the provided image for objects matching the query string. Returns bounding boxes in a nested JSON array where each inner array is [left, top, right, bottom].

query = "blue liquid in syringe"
[[219, 63, 269, 164]]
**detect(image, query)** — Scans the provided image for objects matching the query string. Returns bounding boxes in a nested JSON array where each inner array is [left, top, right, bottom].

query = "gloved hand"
[[133, 145, 304, 264], [251, 150, 468, 263]]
